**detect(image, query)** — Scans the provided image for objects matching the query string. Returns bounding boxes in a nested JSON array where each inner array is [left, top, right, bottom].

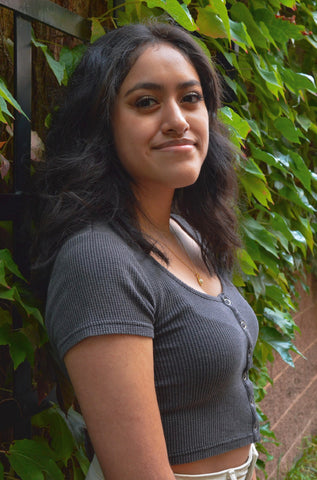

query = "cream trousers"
[[85, 444, 258, 480]]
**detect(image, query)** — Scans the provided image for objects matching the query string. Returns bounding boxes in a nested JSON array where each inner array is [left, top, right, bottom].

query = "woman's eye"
[[135, 96, 158, 109], [182, 92, 204, 104]]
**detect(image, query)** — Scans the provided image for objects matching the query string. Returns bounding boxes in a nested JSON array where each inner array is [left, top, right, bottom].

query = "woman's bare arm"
[[65, 334, 175, 480]]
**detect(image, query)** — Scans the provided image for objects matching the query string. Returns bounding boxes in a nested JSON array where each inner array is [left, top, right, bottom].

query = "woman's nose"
[[161, 102, 189, 136]]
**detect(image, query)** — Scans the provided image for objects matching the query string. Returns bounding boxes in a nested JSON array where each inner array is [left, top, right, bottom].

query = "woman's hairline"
[[110, 33, 214, 108]]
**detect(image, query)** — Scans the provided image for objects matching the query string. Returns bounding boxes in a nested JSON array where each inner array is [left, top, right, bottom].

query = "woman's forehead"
[[118, 43, 201, 94]]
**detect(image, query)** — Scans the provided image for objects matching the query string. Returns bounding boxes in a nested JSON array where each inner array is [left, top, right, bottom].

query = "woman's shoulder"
[[46, 222, 156, 361], [49, 221, 155, 301], [62, 221, 128, 248], [55, 222, 138, 268]]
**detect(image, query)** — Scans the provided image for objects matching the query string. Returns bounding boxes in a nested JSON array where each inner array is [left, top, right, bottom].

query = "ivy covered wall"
[[0, 0, 316, 478]]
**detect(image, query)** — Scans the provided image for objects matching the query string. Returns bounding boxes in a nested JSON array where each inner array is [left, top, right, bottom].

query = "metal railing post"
[[0, 0, 90, 438], [13, 13, 32, 277], [12, 12, 32, 439]]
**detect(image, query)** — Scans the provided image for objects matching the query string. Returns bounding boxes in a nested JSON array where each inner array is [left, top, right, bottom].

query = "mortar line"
[[264, 337, 317, 390], [266, 419, 313, 480], [271, 373, 317, 431], [280, 418, 312, 463]]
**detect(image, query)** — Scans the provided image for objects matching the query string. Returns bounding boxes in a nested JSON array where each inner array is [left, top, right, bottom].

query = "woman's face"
[[112, 43, 209, 195]]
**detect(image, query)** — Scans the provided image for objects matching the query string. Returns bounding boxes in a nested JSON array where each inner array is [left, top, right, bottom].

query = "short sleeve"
[[45, 226, 155, 360]]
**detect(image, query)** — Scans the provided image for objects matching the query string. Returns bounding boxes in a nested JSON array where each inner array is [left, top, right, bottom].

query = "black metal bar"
[[0, 0, 91, 41], [0, 0, 93, 441], [0, 193, 25, 221], [13, 13, 32, 278], [12, 13, 32, 440]]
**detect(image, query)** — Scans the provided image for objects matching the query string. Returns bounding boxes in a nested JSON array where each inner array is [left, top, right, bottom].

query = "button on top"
[[223, 296, 232, 306], [240, 321, 247, 329]]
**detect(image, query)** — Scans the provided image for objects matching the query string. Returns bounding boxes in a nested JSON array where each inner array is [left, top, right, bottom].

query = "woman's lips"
[[152, 139, 196, 152]]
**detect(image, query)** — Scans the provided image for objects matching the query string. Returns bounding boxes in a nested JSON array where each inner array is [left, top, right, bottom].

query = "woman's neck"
[[135, 186, 174, 237]]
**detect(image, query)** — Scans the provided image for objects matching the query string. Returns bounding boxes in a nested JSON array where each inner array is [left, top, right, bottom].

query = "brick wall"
[[258, 274, 317, 479]]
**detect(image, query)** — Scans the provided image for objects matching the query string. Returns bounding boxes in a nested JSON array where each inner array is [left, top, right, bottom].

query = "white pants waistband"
[[174, 444, 258, 480], [85, 444, 258, 480]]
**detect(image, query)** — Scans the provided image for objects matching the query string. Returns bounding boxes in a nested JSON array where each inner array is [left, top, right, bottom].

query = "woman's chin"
[[172, 170, 201, 189]]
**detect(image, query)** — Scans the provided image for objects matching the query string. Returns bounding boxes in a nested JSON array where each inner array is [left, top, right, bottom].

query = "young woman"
[[34, 22, 260, 480]]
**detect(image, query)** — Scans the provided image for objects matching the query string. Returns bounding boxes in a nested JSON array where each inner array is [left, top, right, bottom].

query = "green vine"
[[0, 0, 316, 478]]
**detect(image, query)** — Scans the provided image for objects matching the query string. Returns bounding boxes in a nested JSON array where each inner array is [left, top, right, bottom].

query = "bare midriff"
[[171, 445, 251, 475]]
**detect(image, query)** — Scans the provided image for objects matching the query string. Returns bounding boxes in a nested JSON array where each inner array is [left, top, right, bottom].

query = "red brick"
[[257, 275, 317, 480]]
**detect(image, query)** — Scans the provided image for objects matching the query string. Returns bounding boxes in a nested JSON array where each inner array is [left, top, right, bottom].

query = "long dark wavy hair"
[[32, 22, 240, 296]]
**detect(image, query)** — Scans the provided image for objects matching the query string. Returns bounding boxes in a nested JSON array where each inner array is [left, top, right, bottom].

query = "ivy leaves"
[[9, 440, 65, 480], [3, 407, 89, 480], [31, 31, 87, 86], [0, 250, 46, 369], [0, 78, 28, 122]]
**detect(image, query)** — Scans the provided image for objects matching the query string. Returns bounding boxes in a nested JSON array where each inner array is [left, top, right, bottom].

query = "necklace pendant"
[[195, 273, 204, 286]]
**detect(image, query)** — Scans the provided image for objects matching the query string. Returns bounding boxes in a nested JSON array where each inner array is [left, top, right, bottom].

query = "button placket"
[[221, 292, 259, 438], [221, 295, 250, 336]]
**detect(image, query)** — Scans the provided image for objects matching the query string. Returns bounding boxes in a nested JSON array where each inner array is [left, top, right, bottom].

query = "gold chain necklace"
[[159, 229, 204, 287]]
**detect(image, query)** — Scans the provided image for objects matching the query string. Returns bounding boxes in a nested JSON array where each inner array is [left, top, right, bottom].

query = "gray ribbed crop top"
[[46, 221, 260, 465]]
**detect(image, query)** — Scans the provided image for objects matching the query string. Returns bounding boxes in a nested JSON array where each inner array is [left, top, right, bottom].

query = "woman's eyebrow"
[[124, 79, 201, 97]]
